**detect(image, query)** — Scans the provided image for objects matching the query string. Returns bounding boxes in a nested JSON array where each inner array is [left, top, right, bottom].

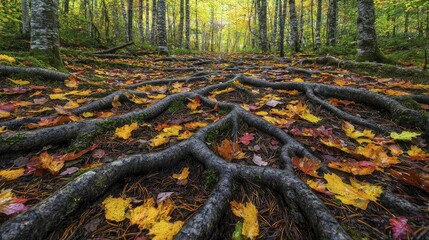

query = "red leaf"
[[58, 144, 99, 162], [0, 103, 17, 112], [292, 157, 322, 177], [239, 132, 255, 145], [389, 217, 413, 239]]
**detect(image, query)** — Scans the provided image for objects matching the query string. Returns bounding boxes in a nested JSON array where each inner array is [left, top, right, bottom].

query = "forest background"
[[0, 0, 428, 66]]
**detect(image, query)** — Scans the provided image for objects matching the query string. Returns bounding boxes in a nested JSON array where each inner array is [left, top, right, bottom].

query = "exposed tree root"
[[0, 65, 70, 81], [1, 61, 428, 240], [93, 41, 134, 55]]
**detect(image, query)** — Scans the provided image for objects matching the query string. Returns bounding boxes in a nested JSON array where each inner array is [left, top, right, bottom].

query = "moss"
[[396, 97, 422, 111], [68, 129, 103, 152], [0, 133, 27, 145], [166, 99, 185, 114], [206, 120, 232, 143], [202, 169, 218, 189], [342, 225, 369, 240], [30, 47, 66, 72]]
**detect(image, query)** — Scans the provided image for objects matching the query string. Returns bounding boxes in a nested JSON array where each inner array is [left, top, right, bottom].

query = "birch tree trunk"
[[357, 0, 386, 62], [315, 0, 322, 49], [185, 0, 190, 49], [289, 0, 300, 52], [22, 0, 31, 37], [157, 0, 166, 47], [30, 0, 63, 68], [327, 0, 338, 46]]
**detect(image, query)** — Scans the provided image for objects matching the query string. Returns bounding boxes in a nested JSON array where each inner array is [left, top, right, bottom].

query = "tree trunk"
[[30, 0, 63, 68], [185, 0, 190, 49], [151, 0, 157, 44], [113, 0, 121, 41], [178, 0, 184, 47], [258, 0, 268, 52], [279, 0, 287, 57], [63, 0, 69, 13], [356, 0, 385, 62], [405, 11, 409, 34], [120, 0, 128, 41], [22, 0, 31, 37], [272, 0, 279, 45], [195, 0, 199, 50], [138, 0, 144, 43], [145, 0, 150, 41], [102, 0, 110, 43], [127, 0, 133, 42], [289, 0, 300, 52], [310, 0, 314, 49], [327, 0, 338, 46], [315, 0, 322, 50], [157, 0, 166, 47]]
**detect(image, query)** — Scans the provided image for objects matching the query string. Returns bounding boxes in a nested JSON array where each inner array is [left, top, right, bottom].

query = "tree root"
[[0, 65, 70, 81], [1, 66, 428, 240]]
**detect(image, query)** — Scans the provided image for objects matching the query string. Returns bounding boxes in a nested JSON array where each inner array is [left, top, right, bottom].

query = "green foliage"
[[0, 2, 21, 32], [202, 169, 219, 189], [166, 100, 186, 114]]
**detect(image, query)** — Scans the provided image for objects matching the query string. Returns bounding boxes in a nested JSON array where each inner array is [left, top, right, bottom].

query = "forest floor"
[[0, 51, 428, 240]]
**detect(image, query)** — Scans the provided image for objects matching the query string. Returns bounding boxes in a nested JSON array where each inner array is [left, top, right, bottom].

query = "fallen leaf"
[[9, 79, 30, 85], [230, 201, 259, 240], [59, 167, 79, 176], [324, 173, 382, 210], [187, 96, 201, 110], [292, 157, 321, 177], [102, 197, 132, 222], [0, 110, 11, 119], [92, 149, 106, 159], [306, 179, 333, 196], [389, 217, 413, 239], [0, 168, 25, 181], [328, 161, 378, 175], [156, 192, 174, 205], [31, 151, 64, 174], [252, 154, 268, 166], [0, 189, 28, 215], [215, 139, 246, 161], [390, 131, 421, 141], [148, 220, 184, 240], [239, 132, 255, 145], [114, 123, 139, 139]]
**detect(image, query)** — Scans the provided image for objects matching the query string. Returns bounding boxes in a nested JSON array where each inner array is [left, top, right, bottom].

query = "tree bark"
[[127, 0, 133, 42], [178, 0, 184, 47], [289, 0, 300, 52], [22, 0, 31, 37], [113, 0, 121, 41], [121, 0, 128, 41], [139, 0, 144, 43], [157, 0, 166, 47], [315, 0, 322, 50], [185, 0, 190, 49], [146, 0, 150, 41], [327, 0, 338, 46], [195, 0, 199, 50], [258, 0, 269, 52], [356, 0, 385, 62], [30, 0, 63, 68], [151, 0, 157, 44], [279, 0, 287, 57]]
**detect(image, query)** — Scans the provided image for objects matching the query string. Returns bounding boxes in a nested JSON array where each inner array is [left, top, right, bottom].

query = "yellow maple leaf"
[[102, 197, 132, 222], [49, 93, 68, 100], [0, 126, 7, 133], [390, 131, 421, 141], [129, 198, 175, 230], [172, 167, 190, 180], [27, 107, 53, 114], [64, 77, 79, 88], [125, 93, 147, 104], [114, 123, 138, 139], [255, 111, 268, 116], [299, 112, 321, 123], [356, 143, 399, 167], [32, 151, 64, 174], [150, 133, 170, 147], [407, 146, 428, 157], [9, 79, 30, 85], [187, 97, 201, 110], [163, 125, 182, 136], [63, 100, 79, 110], [67, 89, 92, 96], [184, 122, 208, 130], [177, 130, 193, 140], [0, 168, 25, 181], [324, 173, 382, 210], [0, 110, 11, 119], [342, 121, 375, 144], [149, 94, 166, 99], [81, 112, 94, 118], [0, 54, 16, 63], [230, 201, 259, 240], [149, 220, 184, 240]]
